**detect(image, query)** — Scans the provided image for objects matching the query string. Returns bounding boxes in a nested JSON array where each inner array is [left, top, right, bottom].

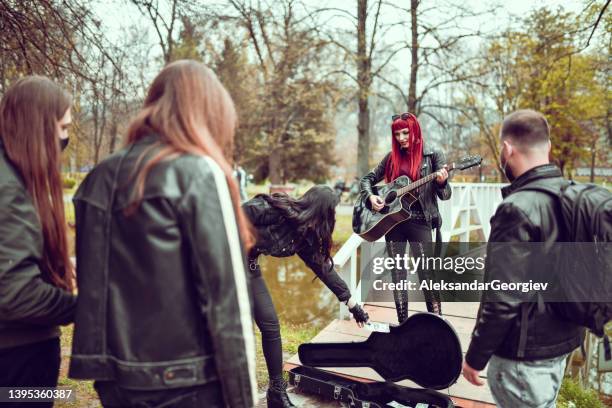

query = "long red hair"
[[0, 76, 74, 291], [126, 60, 254, 250], [385, 112, 423, 182]]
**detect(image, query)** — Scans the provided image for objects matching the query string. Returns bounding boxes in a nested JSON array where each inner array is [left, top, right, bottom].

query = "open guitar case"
[[289, 313, 463, 408]]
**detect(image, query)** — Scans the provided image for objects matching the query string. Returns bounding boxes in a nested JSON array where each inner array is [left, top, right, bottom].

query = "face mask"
[[500, 144, 515, 182], [60, 137, 69, 152]]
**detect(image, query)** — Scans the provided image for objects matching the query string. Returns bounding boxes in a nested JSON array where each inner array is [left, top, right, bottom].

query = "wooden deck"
[[284, 302, 496, 408]]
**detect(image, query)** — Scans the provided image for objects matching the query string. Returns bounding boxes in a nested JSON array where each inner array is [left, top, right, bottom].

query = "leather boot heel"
[[267, 380, 296, 408]]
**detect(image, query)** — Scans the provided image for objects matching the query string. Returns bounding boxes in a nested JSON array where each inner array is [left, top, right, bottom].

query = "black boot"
[[414, 242, 442, 316], [395, 294, 408, 324], [267, 377, 296, 408], [387, 241, 409, 324]]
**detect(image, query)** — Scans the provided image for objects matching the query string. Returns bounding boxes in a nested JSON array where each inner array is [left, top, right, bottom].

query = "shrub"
[[557, 378, 604, 408], [62, 177, 76, 189]]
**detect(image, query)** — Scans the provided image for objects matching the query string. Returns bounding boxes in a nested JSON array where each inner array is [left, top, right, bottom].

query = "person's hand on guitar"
[[435, 165, 449, 185], [369, 194, 385, 212]]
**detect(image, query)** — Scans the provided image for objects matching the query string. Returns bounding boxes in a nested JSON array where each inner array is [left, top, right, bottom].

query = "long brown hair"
[[257, 185, 339, 264], [0, 76, 74, 291], [126, 60, 254, 249]]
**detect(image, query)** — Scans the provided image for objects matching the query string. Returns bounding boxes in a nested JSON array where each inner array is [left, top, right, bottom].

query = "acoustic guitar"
[[352, 155, 482, 241]]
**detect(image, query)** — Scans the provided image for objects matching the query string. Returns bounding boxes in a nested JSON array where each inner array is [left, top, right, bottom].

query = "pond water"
[[257, 255, 338, 328]]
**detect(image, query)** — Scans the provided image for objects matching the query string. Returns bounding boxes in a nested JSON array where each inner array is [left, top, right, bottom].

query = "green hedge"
[[557, 378, 604, 408], [62, 177, 76, 189]]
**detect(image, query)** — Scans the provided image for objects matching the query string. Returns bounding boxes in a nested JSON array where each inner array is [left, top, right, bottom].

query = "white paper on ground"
[[387, 401, 411, 408], [364, 321, 390, 333]]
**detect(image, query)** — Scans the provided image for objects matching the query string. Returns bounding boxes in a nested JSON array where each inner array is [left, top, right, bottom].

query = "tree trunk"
[[357, 0, 371, 176], [269, 145, 282, 185], [407, 0, 418, 113], [109, 120, 118, 154], [590, 136, 596, 183], [358, 101, 370, 176]]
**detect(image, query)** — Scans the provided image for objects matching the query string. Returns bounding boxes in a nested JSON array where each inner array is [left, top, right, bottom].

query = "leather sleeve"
[[297, 247, 351, 303], [359, 153, 390, 199], [430, 149, 451, 201], [465, 202, 536, 371], [242, 197, 277, 227], [179, 158, 256, 407], [0, 185, 76, 326]]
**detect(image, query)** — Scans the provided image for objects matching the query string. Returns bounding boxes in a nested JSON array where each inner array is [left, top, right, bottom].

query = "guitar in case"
[[352, 155, 482, 242]]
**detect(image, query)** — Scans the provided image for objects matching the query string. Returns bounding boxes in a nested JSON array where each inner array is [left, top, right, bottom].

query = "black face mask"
[[500, 149, 515, 182], [60, 137, 69, 152]]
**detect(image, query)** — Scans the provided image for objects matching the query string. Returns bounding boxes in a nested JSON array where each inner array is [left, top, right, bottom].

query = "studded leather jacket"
[[242, 196, 351, 302]]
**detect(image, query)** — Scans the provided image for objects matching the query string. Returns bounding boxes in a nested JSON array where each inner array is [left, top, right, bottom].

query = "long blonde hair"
[[126, 60, 254, 249]]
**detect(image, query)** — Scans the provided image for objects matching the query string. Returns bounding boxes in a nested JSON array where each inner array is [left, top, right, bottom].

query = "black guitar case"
[[294, 313, 462, 407], [289, 366, 454, 408]]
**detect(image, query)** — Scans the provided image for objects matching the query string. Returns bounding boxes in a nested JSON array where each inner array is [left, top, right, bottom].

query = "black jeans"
[[0, 337, 61, 408], [94, 381, 225, 408], [249, 258, 283, 381], [385, 219, 441, 322]]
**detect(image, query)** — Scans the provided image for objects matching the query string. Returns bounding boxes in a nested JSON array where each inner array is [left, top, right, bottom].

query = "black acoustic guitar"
[[298, 312, 462, 389], [352, 155, 482, 241]]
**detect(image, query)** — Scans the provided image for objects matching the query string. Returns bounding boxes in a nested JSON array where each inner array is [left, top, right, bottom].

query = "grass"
[[558, 378, 606, 408], [332, 214, 353, 252], [57, 326, 97, 408]]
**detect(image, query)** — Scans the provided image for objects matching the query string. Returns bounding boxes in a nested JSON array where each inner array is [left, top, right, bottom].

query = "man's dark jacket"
[[359, 145, 452, 228], [465, 164, 584, 370], [69, 135, 256, 407], [242, 196, 351, 302], [0, 141, 76, 349]]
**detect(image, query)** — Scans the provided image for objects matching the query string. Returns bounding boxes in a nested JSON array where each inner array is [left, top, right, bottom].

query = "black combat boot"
[[267, 377, 296, 408], [387, 240, 409, 324]]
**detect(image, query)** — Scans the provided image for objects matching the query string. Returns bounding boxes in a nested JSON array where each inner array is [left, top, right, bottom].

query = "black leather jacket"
[[360, 146, 452, 228], [0, 141, 76, 349], [242, 196, 351, 302], [465, 164, 584, 370], [70, 135, 256, 407]]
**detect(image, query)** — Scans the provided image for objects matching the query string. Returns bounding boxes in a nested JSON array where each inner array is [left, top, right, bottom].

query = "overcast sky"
[[95, 0, 589, 54]]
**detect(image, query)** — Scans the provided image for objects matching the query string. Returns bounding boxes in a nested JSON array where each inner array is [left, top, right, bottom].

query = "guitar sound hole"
[[385, 191, 397, 204]]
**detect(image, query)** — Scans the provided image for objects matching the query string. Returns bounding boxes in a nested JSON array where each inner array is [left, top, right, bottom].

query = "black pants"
[[94, 381, 225, 408], [385, 219, 441, 322], [0, 337, 61, 408], [249, 258, 283, 381]]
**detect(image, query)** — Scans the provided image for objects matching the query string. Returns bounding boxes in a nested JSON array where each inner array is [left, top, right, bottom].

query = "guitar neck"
[[397, 164, 455, 195]]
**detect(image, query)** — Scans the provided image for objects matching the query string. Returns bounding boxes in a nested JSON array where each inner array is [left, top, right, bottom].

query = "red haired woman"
[[0, 76, 77, 400], [360, 112, 450, 323], [70, 61, 256, 407]]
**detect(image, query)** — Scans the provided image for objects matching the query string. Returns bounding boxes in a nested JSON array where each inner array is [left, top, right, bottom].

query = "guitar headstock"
[[450, 155, 483, 171]]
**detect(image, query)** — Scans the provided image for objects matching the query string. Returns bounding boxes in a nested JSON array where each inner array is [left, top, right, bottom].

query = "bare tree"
[[0, 0, 121, 89], [224, 0, 340, 184], [131, 0, 206, 63]]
